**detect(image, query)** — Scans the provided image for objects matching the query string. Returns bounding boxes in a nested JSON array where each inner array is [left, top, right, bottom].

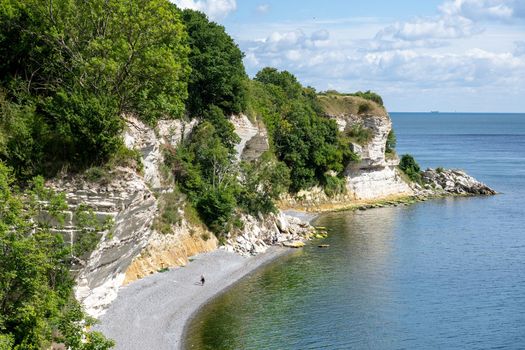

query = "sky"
[[173, 0, 525, 112]]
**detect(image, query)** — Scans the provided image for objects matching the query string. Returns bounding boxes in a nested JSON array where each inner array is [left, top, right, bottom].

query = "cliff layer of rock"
[[324, 97, 414, 201]]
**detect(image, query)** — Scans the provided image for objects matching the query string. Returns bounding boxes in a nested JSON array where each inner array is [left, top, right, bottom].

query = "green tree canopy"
[[0, 0, 190, 178], [181, 9, 248, 116]]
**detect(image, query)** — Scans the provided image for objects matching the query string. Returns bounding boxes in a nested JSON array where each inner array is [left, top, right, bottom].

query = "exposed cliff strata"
[[47, 115, 310, 317], [329, 111, 414, 201], [123, 219, 218, 284], [47, 117, 209, 317], [48, 169, 157, 318], [231, 114, 269, 161]]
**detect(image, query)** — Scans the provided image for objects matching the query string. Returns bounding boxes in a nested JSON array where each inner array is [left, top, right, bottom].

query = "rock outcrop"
[[47, 114, 311, 317], [231, 114, 269, 162], [329, 112, 414, 201], [419, 168, 497, 196], [223, 212, 314, 256]]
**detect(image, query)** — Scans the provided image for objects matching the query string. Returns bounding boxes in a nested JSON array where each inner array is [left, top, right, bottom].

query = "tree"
[[181, 9, 248, 116], [0, 0, 190, 178], [252, 68, 358, 192]]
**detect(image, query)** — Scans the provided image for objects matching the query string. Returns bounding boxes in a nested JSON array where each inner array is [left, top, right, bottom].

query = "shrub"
[[153, 191, 184, 234], [238, 153, 291, 215], [386, 129, 397, 155], [351, 90, 384, 106], [323, 175, 347, 197], [399, 154, 422, 183], [346, 124, 373, 145], [358, 102, 371, 114]]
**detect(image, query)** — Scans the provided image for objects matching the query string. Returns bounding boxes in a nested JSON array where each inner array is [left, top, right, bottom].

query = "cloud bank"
[[237, 0, 525, 111]]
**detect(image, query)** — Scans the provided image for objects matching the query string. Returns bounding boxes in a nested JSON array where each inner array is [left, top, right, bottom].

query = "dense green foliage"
[[250, 68, 357, 192], [181, 9, 248, 116], [399, 154, 422, 183], [0, 163, 113, 350], [0, 0, 190, 179], [166, 119, 289, 236]]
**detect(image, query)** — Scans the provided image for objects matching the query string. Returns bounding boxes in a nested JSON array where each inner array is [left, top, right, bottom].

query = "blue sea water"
[[185, 113, 525, 350]]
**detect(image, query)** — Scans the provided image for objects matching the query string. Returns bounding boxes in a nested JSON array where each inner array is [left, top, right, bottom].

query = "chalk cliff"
[[46, 99, 494, 317]]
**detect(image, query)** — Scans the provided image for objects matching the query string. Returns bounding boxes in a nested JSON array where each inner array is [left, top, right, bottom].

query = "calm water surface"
[[185, 113, 525, 350]]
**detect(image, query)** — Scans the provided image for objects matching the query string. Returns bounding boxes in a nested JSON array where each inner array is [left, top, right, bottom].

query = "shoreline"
[[96, 247, 294, 350]]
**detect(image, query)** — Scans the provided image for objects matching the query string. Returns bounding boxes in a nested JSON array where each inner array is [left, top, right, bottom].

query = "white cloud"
[[236, 0, 525, 111], [256, 4, 270, 14], [439, 0, 524, 21], [376, 16, 480, 42], [172, 0, 236, 20]]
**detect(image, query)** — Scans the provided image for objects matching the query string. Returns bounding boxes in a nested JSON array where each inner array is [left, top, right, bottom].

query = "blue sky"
[[173, 0, 525, 112]]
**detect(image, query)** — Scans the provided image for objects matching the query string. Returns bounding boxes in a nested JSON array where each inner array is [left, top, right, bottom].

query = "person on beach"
[[200, 275, 205, 286]]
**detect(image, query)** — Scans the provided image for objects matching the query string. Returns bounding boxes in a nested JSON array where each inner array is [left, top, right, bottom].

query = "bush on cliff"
[[399, 154, 422, 183], [386, 129, 397, 156]]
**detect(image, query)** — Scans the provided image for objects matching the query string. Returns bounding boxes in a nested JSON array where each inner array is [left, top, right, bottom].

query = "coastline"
[[96, 247, 294, 350]]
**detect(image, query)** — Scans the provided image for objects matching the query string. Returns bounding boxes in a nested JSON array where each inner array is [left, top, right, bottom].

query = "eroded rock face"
[[337, 114, 391, 167], [48, 117, 206, 317], [231, 114, 269, 162], [346, 165, 413, 200], [123, 219, 218, 285], [124, 116, 196, 189], [328, 113, 414, 200], [420, 168, 497, 196], [48, 169, 157, 318]]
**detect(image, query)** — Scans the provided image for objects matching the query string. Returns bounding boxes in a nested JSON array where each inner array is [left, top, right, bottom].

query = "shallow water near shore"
[[184, 113, 525, 350]]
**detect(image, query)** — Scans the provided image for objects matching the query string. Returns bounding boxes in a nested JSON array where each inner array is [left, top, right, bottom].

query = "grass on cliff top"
[[317, 94, 387, 117]]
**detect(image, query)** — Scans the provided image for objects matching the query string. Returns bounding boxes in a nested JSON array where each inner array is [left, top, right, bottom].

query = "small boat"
[[318, 244, 330, 248]]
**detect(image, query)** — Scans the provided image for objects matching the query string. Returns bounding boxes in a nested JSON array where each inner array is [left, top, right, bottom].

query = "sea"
[[185, 113, 525, 350]]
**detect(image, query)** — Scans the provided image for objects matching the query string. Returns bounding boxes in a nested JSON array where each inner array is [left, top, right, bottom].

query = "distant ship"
[[430, 110, 439, 114]]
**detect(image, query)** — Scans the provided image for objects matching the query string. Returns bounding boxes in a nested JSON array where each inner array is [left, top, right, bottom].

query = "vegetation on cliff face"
[[249, 68, 358, 192], [0, 164, 113, 349]]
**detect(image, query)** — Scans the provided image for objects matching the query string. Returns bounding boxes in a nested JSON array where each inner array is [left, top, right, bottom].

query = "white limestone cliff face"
[[47, 117, 202, 317], [47, 115, 309, 317], [330, 113, 414, 200], [231, 114, 269, 161]]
